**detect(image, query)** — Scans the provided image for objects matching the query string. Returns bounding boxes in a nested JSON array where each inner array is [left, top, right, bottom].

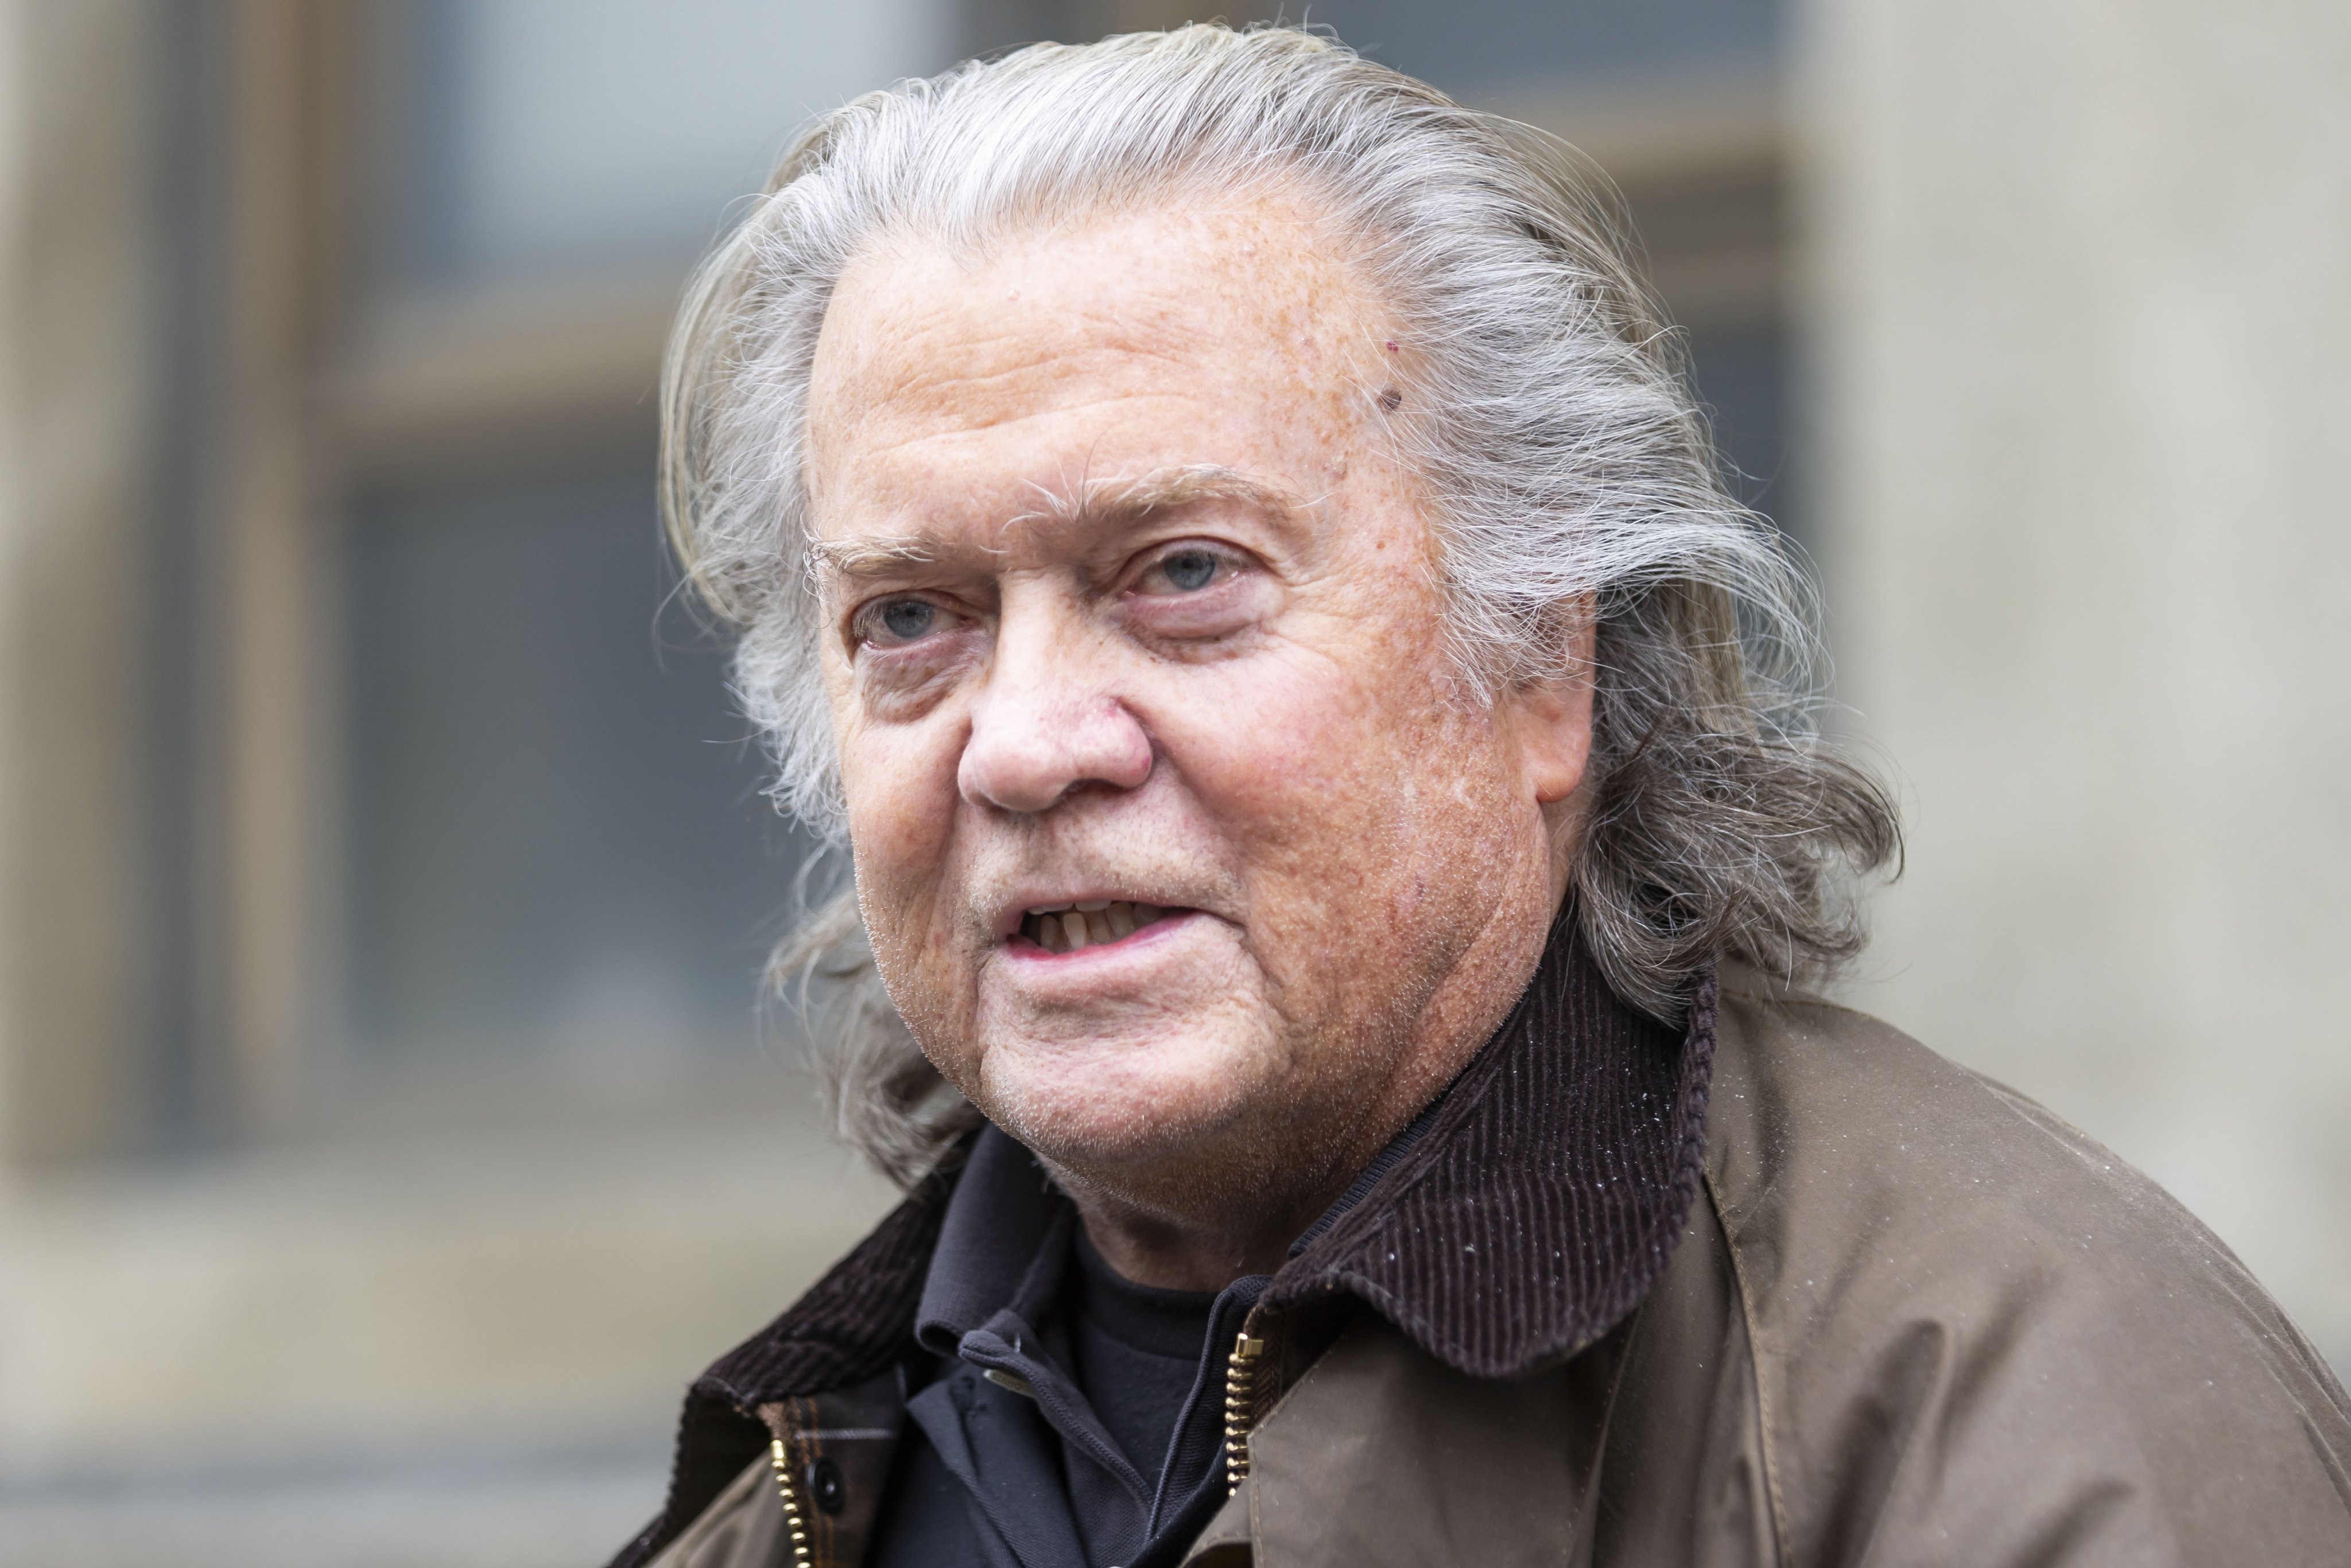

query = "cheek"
[[842, 712, 979, 1063], [837, 704, 968, 941], [1154, 616, 1503, 913]]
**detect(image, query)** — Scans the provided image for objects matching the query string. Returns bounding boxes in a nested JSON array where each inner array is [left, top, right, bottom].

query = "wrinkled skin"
[[805, 188, 1595, 1289]]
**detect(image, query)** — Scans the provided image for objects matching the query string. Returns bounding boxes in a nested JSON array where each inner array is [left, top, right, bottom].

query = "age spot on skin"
[[1377, 386, 1403, 413]]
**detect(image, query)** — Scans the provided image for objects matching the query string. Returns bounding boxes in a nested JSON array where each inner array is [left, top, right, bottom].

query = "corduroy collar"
[[1267, 921, 1716, 1376], [617, 922, 1715, 1566]]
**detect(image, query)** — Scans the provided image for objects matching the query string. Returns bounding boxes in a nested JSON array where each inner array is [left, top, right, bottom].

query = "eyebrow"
[[807, 464, 1308, 582]]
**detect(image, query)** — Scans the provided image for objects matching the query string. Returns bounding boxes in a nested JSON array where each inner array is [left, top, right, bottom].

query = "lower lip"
[[1002, 909, 1200, 964]]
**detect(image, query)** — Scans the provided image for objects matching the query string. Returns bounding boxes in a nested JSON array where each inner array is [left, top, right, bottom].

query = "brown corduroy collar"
[[617, 922, 1716, 1567]]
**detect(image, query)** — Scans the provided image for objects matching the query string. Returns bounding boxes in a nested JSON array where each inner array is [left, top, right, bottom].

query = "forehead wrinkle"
[[1012, 463, 1315, 530], [821, 270, 1224, 441]]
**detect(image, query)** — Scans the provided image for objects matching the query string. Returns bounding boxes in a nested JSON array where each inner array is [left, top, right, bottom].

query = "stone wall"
[[1805, 0, 2351, 1365]]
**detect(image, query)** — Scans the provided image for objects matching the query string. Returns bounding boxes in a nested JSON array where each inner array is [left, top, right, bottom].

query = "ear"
[[1501, 604, 1598, 806], [1514, 682, 1594, 804]]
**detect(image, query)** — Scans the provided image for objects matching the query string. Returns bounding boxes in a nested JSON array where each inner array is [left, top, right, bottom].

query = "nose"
[[958, 632, 1153, 814]]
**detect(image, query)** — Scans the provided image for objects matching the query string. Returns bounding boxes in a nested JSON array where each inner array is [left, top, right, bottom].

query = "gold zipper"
[[1223, 1330, 1267, 1493], [768, 1437, 815, 1567]]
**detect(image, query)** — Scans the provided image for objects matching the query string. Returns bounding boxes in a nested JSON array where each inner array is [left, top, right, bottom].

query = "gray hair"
[[662, 24, 1899, 1186]]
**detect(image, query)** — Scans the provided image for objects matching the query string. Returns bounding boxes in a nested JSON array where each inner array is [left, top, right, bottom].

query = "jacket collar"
[[618, 922, 1715, 1565], [1267, 921, 1717, 1377]]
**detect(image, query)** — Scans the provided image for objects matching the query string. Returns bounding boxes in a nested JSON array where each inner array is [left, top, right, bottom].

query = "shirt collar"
[[911, 1125, 1075, 1357]]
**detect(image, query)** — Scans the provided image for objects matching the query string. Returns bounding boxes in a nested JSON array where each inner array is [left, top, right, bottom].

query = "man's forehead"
[[804, 191, 1394, 523]]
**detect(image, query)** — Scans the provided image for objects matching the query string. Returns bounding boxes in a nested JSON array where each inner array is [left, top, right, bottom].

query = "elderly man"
[[611, 26, 2350, 1568]]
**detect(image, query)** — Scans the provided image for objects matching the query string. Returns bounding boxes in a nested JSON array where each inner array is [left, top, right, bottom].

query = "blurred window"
[[374, 0, 954, 295], [343, 467, 806, 1084], [325, 2, 951, 1106], [1293, 0, 1779, 86]]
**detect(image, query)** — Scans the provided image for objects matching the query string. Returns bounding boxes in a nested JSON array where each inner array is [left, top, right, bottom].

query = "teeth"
[[1021, 901, 1171, 952]]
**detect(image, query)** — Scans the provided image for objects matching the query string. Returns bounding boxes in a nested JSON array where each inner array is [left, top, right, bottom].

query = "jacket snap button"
[[805, 1457, 846, 1515]]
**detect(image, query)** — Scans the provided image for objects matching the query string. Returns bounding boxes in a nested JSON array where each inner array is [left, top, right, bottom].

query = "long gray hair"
[[662, 25, 1899, 1186]]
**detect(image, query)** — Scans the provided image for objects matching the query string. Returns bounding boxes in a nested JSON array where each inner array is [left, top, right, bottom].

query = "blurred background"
[[0, 1, 2342, 1563]]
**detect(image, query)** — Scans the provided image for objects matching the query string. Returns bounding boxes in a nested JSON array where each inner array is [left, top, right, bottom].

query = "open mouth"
[[1018, 901, 1180, 954]]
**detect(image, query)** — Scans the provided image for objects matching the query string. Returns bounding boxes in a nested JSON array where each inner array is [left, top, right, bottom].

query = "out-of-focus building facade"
[[1807, 0, 2351, 1424], [0, 1, 2340, 1562]]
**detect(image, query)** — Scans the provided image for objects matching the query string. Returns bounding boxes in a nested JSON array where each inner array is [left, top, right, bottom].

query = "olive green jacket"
[[633, 979, 2351, 1567]]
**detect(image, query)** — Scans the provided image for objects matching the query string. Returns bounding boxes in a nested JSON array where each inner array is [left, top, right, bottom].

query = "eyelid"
[[1126, 538, 1251, 591], [851, 589, 965, 647]]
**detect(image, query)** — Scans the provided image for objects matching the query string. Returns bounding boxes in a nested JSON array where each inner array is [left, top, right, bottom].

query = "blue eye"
[[878, 599, 936, 641], [1159, 549, 1219, 592]]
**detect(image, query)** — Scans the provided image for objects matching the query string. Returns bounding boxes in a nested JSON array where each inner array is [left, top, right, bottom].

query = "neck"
[[1061, 1177, 1324, 1293], [1062, 1166, 1335, 1288], [1051, 1061, 1450, 1292]]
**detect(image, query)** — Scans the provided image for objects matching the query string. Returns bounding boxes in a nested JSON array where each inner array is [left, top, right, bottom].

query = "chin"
[[973, 1023, 1279, 1178]]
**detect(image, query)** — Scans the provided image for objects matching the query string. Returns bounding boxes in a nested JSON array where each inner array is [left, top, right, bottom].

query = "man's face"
[[804, 191, 1585, 1229]]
